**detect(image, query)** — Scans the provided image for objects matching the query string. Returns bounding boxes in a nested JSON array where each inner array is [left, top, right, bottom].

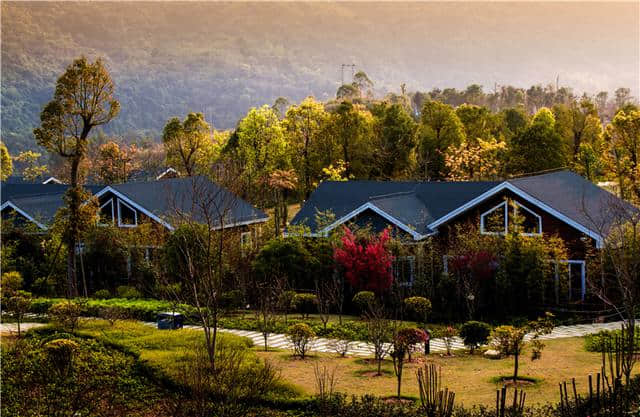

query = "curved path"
[[2, 319, 628, 357]]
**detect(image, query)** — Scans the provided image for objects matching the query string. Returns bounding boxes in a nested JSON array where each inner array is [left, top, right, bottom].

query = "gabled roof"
[[2, 177, 268, 231], [1, 183, 103, 228], [290, 180, 498, 237], [96, 176, 268, 230], [289, 170, 636, 245]]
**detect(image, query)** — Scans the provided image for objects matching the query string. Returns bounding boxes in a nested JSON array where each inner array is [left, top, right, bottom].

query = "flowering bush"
[[333, 227, 394, 294]]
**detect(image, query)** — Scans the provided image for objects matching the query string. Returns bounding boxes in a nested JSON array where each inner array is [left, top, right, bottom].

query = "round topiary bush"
[[403, 296, 432, 323], [352, 291, 375, 315], [286, 322, 316, 358], [459, 321, 492, 353], [291, 293, 317, 318], [93, 289, 111, 299]]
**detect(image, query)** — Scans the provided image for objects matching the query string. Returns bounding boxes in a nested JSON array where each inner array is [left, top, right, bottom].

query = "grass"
[[256, 337, 615, 406], [76, 319, 253, 378]]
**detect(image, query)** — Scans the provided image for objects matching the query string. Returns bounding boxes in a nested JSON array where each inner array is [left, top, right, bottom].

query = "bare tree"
[[584, 196, 640, 384], [161, 162, 248, 373]]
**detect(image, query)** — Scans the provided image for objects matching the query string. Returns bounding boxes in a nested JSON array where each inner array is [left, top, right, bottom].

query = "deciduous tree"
[[162, 112, 212, 177], [34, 56, 120, 296]]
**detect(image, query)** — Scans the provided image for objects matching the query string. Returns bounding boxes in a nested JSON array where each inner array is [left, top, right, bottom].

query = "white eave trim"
[[93, 186, 175, 231], [42, 176, 63, 185], [155, 167, 178, 180], [0, 201, 47, 230], [427, 181, 603, 248], [212, 216, 269, 230], [318, 202, 427, 241]]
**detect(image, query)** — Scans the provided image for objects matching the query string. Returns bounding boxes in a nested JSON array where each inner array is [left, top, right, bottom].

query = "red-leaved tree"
[[333, 227, 394, 294]]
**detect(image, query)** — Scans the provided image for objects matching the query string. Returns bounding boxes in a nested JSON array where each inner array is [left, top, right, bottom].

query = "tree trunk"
[[513, 352, 519, 383], [397, 365, 403, 399], [66, 156, 82, 297]]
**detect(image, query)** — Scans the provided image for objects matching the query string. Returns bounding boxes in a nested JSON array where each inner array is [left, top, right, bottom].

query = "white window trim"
[[551, 259, 586, 302], [427, 181, 603, 248], [513, 201, 542, 236], [480, 201, 508, 235], [117, 199, 138, 228], [93, 186, 174, 231], [98, 198, 115, 226], [394, 255, 415, 287]]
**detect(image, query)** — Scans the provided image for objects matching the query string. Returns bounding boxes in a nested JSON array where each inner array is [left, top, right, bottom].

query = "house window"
[[393, 256, 415, 287], [240, 231, 252, 254], [552, 260, 586, 302], [480, 200, 542, 236], [480, 201, 507, 235], [98, 198, 115, 226], [117, 199, 138, 228], [513, 202, 542, 235]]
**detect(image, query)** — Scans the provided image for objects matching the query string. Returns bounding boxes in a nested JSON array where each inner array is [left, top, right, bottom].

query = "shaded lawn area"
[[77, 319, 254, 379], [256, 337, 607, 406]]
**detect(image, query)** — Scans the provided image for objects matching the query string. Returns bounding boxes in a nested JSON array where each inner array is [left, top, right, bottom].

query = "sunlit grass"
[[257, 337, 614, 406]]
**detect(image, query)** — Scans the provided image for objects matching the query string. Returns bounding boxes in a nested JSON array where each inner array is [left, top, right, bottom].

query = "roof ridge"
[[368, 190, 416, 201]]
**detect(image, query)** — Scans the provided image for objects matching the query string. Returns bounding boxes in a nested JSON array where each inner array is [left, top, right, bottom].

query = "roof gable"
[[290, 171, 636, 244]]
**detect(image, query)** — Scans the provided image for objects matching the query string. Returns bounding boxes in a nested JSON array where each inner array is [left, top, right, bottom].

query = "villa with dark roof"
[[289, 170, 637, 303], [1, 176, 268, 241]]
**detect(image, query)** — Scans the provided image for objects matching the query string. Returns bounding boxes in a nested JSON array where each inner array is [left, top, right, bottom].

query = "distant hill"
[[1, 1, 638, 153]]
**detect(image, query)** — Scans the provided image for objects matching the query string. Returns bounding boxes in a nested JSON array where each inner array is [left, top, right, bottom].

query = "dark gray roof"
[[507, 171, 638, 235], [109, 176, 268, 228], [290, 180, 499, 235], [290, 170, 636, 239], [2, 177, 267, 229], [1, 183, 103, 226]]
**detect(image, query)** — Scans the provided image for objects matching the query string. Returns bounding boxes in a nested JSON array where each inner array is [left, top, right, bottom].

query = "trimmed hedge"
[[29, 297, 196, 323]]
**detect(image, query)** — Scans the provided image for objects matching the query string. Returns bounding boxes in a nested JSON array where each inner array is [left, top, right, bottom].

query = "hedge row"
[[28, 297, 196, 323]]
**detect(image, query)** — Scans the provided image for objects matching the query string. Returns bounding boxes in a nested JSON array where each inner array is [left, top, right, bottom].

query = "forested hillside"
[[2, 1, 638, 153]]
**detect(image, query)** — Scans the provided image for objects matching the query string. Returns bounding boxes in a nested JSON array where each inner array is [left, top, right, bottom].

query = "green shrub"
[[329, 324, 358, 357], [1, 271, 23, 296], [291, 293, 317, 318], [459, 321, 492, 353], [48, 300, 85, 332], [116, 285, 142, 299], [1, 332, 168, 416], [286, 323, 316, 358], [584, 328, 640, 352], [352, 291, 375, 314], [93, 289, 111, 299], [404, 296, 432, 323]]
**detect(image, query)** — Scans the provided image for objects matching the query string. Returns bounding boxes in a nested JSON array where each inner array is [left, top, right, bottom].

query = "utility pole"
[[341, 64, 356, 85]]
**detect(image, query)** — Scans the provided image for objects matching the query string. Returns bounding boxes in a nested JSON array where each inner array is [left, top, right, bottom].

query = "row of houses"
[[2, 170, 636, 304]]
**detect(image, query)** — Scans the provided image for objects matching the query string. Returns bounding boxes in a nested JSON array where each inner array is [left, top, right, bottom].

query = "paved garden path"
[[2, 319, 627, 357], [186, 320, 627, 357]]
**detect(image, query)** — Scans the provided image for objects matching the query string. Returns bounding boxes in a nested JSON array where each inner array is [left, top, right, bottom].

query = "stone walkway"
[[187, 320, 628, 357], [2, 319, 628, 358]]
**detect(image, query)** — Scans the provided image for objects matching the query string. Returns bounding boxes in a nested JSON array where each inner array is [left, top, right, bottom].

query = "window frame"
[[98, 198, 115, 227], [393, 255, 416, 287], [117, 198, 138, 228], [480, 200, 508, 235], [513, 201, 543, 236]]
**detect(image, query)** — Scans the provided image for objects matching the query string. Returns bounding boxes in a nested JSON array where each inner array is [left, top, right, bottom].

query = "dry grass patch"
[[257, 337, 609, 406]]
